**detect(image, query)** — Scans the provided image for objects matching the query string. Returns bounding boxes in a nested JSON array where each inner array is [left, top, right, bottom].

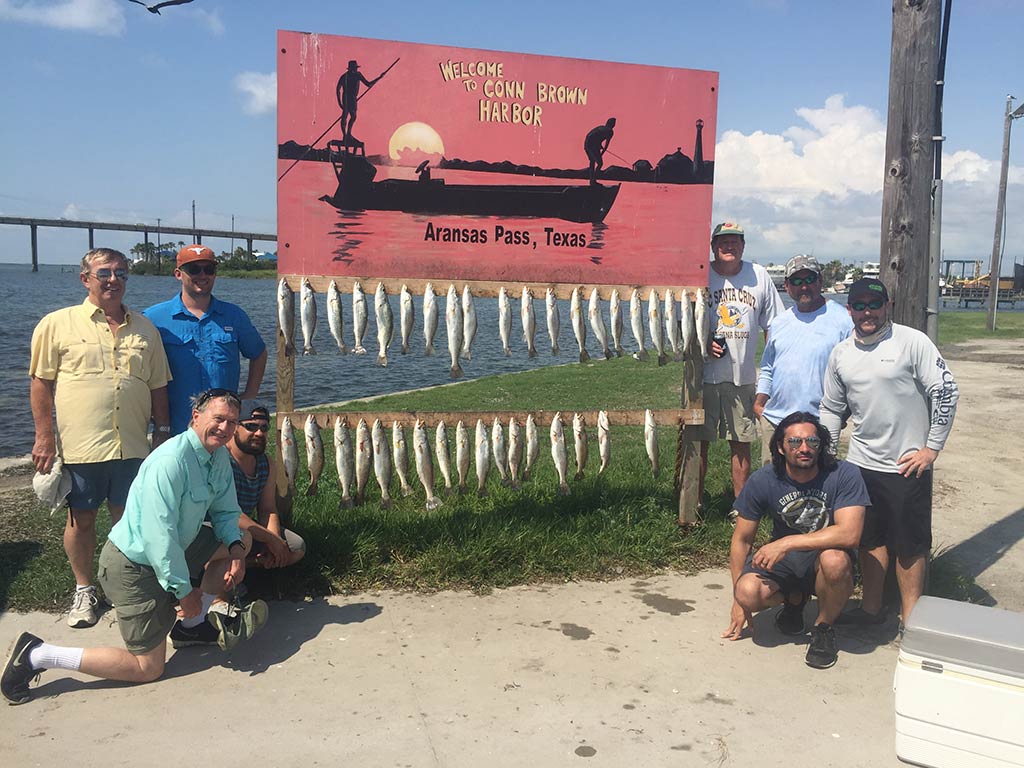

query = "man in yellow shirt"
[[29, 248, 171, 629]]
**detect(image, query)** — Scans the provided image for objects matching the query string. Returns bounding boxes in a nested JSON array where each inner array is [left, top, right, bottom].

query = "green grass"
[[938, 311, 1024, 346]]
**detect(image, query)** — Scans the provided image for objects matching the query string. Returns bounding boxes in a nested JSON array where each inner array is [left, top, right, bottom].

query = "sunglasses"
[[239, 421, 270, 433], [193, 387, 241, 410], [850, 299, 885, 312], [181, 262, 217, 277], [787, 273, 818, 286], [88, 268, 128, 281], [785, 436, 822, 449]]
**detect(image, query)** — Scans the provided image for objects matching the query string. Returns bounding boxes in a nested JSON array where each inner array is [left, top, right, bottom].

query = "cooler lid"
[[902, 596, 1024, 680]]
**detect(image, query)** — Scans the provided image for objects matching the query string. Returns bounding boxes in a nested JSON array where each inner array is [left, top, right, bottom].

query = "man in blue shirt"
[[2, 389, 269, 705], [754, 254, 853, 466], [145, 245, 267, 434]]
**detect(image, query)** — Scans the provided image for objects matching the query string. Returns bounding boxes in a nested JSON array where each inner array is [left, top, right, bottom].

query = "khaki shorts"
[[700, 382, 758, 443], [98, 527, 220, 655], [760, 417, 777, 466]]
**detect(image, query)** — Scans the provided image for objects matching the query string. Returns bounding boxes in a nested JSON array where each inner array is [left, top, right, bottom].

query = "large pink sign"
[[277, 31, 718, 288]]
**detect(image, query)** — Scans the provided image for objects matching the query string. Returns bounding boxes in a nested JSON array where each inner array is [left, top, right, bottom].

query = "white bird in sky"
[[128, 0, 196, 14]]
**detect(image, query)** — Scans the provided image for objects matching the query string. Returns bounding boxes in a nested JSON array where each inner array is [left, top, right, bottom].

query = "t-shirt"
[[756, 300, 853, 425], [703, 260, 783, 385], [734, 460, 870, 541], [230, 453, 269, 517]]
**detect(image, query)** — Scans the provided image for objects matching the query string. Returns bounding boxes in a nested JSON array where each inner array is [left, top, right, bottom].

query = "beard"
[[234, 435, 266, 456]]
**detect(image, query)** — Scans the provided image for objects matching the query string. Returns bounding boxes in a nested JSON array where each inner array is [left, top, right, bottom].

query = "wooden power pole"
[[879, 0, 942, 332]]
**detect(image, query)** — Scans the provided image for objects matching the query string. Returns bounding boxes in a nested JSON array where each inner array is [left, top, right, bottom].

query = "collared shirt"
[[144, 294, 265, 434], [108, 428, 242, 599], [29, 298, 171, 463]]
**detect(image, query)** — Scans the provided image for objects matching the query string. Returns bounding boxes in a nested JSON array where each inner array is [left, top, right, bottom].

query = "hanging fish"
[[423, 282, 438, 356], [546, 287, 560, 356], [524, 413, 540, 480], [507, 416, 523, 490], [371, 418, 392, 509], [392, 421, 413, 497], [474, 418, 490, 497], [498, 286, 513, 356], [572, 412, 588, 480], [300, 278, 317, 355], [550, 412, 570, 495], [648, 289, 668, 366], [435, 420, 453, 493], [455, 419, 471, 494], [589, 288, 611, 360], [609, 289, 624, 357], [304, 414, 324, 495], [354, 418, 371, 504], [629, 288, 648, 361], [446, 284, 464, 379], [277, 278, 296, 356], [280, 415, 298, 493], [461, 284, 477, 361], [644, 409, 660, 478], [400, 284, 415, 355], [521, 287, 538, 358], [334, 417, 354, 509], [375, 282, 394, 367], [665, 288, 682, 361], [570, 287, 590, 363], [680, 288, 695, 357], [695, 287, 711, 361], [327, 280, 348, 354], [414, 419, 443, 510], [352, 281, 368, 355], [492, 417, 509, 486], [597, 410, 610, 474]]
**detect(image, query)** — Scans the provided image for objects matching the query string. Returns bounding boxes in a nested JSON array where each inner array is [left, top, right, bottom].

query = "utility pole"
[[191, 200, 196, 242], [986, 95, 1024, 331], [230, 214, 235, 257], [879, 0, 941, 333], [156, 217, 161, 267]]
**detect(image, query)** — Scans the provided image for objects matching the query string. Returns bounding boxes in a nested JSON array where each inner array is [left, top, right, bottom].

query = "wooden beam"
[[677, 300, 704, 526], [274, 304, 296, 522], [277, 408, 703, 430], [30, 224, 38, 272]]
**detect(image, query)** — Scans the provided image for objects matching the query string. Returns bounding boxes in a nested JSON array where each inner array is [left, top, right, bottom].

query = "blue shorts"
[[66, 459, 144, 511], [741, 546, 856, 598]]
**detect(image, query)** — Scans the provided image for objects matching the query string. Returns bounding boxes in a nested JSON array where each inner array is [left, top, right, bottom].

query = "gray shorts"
[[251, 528, 306, 557], [98, 527, 220, 655], [67, 458, 143, 511], [700, 382, 758, 443]]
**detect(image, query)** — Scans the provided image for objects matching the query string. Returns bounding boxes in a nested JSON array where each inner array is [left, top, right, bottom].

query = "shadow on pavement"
[[931, 506, 1024, 607]]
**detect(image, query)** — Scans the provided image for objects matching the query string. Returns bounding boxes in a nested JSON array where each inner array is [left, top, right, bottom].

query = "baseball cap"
[[240, 400, 270, 421], [847, 277, 889, 303], [785, 254, 822, 279], [176, 244, 216, 267], [711, 222, 744, 239]]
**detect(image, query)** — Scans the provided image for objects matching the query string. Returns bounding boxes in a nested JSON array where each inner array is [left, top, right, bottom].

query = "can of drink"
[[713, 333, 728, 355]]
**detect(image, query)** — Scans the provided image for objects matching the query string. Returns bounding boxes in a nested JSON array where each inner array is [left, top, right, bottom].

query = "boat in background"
[[766, 264, 787, 290]]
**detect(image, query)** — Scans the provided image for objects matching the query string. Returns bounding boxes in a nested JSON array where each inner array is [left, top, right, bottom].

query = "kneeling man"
[[722, 412, 868, 669]]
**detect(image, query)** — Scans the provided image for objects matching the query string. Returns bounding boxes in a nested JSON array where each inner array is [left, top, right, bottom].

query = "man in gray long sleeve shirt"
[[819, 279, 958, 626]]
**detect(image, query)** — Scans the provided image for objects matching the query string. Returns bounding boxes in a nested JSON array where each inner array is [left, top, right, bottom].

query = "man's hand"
[[709, 340, 726, 359], [177, 588, 202, 619], [752, 538, 790, 571], [224, 557, 246, 591], [753, 394, 769, 420], [721, 601, 751, 641], [32, 434, 57, 474], [259, 535, 290, 569], [897, 447, 938, 478]]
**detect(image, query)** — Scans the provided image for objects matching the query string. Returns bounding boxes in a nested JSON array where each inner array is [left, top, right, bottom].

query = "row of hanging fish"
[[277, 279, 713, 376], [278, 410, 663, 511]]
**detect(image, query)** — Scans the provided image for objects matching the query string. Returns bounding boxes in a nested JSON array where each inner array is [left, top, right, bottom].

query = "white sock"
[[180, 592, 217, 628], [29, 643, 84, 672], [75, 585, 93, 592]]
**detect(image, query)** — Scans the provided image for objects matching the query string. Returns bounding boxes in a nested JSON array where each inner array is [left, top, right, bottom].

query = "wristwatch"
[[156, 426, 171, 433], [228, 540, 245, 555]]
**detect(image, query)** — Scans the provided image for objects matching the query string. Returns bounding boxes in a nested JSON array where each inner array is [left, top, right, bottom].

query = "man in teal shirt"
[[2, 389, 269, 705]]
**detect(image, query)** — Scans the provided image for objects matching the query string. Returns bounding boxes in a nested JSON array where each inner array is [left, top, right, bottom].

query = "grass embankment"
[[938, 310, 1024, 346], [2, 312, 1013, 612]]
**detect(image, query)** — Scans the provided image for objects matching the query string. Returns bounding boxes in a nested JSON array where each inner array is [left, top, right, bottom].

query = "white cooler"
[[894, 596, 1024, 767]]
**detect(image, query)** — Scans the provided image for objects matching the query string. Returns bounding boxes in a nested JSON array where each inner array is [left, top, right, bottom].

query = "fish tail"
[[401, 343, 409, 354], [354, 345, 367, 355], [579, 350, 591, 363], [355, 490, 365, 505], [285, 341, 295, 356], [477, 486, 488, 498], [426, 496, 442, 511], [658, 353, 668, 366], [377, 353, 388, 367], [339, 495, 353, 509], [552, 343, 560, 356], [638, 350, 649, 361], [528, 347, 537, 359], [450, 363, 463, 379], [504, 347, 512, 357], [380, 497, 392, 509], [574, 470, 585, 481], [339, 343, 349, 354], [558, 482, 570, 495], [425, 342, 435, 356], [305, 480, 318, 496], [603, 349, 613, 360]]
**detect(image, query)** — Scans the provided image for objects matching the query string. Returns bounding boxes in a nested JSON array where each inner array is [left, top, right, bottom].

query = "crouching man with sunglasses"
[[722, 412, 869, 669], [225, 402, 306, 586], [820, 278, 959, 630], [145, 245, 267, 436], [3, 389, 269, 705]]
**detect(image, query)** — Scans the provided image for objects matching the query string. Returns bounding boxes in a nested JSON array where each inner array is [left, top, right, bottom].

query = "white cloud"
[[0, 0, 125, 35], [235, 71, 277, 116], [713, 94, 1024, 266], [191, 6, 223, 35]]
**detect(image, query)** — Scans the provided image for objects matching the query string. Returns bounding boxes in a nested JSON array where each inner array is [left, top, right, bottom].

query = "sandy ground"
[[1, 339, 1021, 767]]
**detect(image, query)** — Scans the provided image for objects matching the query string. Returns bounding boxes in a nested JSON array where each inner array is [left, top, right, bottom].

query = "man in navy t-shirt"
[[721, 412, 869, 669]]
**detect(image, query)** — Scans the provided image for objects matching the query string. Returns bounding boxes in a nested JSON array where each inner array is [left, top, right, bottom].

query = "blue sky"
[[1, 0, 1022, 272]]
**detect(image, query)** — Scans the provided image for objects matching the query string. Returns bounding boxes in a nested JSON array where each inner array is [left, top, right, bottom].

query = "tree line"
[[128, 242, 276, 276]]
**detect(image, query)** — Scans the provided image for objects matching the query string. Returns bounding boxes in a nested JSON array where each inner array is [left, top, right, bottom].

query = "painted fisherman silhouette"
[[336, 60, 381, 143], [584, 117, 616, 185]]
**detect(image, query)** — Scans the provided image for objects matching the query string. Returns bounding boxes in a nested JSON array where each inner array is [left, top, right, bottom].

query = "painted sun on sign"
[[388, 121, 445, 165]]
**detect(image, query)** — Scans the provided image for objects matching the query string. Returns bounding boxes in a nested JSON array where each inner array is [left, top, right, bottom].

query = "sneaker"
[[208, 599, 269, 651], [169, 618, 220, 649], [774, 594, 808, 636], [208, 601, 238, 618], [805, 623, 838, 669], [67, 587, 99, 628], [2, 632, 43, 705], [836, 606, 887, 626]]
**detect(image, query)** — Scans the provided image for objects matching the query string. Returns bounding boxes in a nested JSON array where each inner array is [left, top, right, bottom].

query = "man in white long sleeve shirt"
[[819, 279, 958, 626]]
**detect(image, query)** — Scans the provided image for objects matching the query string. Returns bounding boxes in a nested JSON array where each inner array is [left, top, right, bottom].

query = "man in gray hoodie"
[[819, 279, 958, 627]]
